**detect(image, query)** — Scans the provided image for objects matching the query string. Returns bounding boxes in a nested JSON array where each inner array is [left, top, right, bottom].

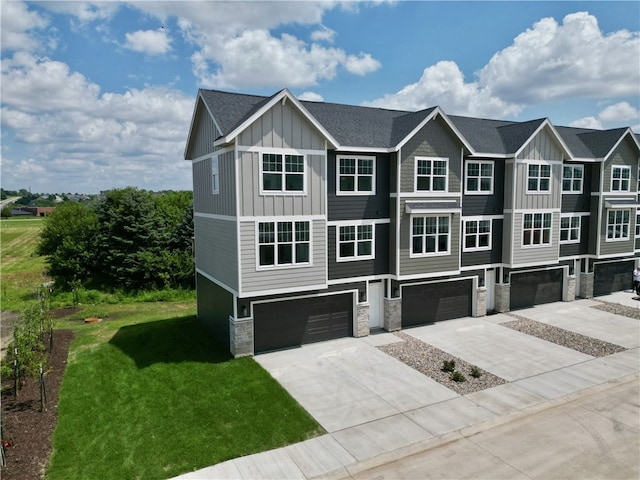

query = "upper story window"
[[560, 215, 581, 243], [463, 219, 491, 251], [337, 224, 374, 261], [611, 166, 630, 192], [416, 157, 448, 192], [523, 212, 552, 247], [606, 209, 630, 241], [562, 165, 583, 193], [465, 161, 493, 194], [411, 215, 450, 256], [261, 153, 305, 194], [211, 157, 219, 194], [258, 221, 310, 267], [337, 156, 375, 195], [527, 163, 551, 193]]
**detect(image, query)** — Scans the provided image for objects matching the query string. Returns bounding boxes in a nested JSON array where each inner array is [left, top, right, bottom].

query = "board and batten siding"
[[237, 151, 325, 217], [511, 212, 560, 266], [237, 101, 325, 150], [186, 102, 219, 160], [193, 150, 236, 216], [398, 200, 461, 277], [194, 216, 238, 291], [516, 127, 565, 162], [602, 137, 638, 193], [514, 162, 563, 210], [239, 220, 327, 294], [399, 116, 463, 194]]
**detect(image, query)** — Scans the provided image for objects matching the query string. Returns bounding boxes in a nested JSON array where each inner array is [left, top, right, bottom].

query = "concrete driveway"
[[175, 295, 640, 479]]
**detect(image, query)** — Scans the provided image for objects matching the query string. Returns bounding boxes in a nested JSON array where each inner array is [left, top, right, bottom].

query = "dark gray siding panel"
[[462, 160, 505, 216], [561, 164, 592, 213], [461, 219, 503, 266], [559, 217, 590, 257], [328, 224, 390, 280], [196, 273, 233, 346], [327, 152, 391, 221]]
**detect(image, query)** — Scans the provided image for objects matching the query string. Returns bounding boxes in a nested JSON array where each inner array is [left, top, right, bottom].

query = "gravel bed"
[[378, 332, 507, 395], [591, 299, 640, 320], [502, 314, 626, 357]]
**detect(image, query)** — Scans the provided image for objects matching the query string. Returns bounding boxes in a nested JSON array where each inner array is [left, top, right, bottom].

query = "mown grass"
[[47, 304, 323, 480], [0, 218, 48, 311]]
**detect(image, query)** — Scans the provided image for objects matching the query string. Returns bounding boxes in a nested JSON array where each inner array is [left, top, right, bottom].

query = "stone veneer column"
[[383, 298, 402, 332], [494, 284, 510, 313], [565, 274, 576, 302], [229, 316, 254, 358], [355, 303, 370, 338], [475, 287, 487, 317], [579, 272, 594, 298]]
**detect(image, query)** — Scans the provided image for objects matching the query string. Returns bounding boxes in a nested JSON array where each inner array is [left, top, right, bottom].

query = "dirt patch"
[[1, 329, 74, 480]]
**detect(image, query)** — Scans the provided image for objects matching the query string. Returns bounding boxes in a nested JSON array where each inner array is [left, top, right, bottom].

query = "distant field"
[[1, 217, 48, 311]]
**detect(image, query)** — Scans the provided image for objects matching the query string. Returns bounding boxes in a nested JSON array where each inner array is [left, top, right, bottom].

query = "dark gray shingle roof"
[[557, 126, 629, 158]]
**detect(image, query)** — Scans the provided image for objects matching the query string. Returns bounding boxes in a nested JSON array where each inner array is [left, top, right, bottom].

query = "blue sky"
[[1, 1, 639, 194]]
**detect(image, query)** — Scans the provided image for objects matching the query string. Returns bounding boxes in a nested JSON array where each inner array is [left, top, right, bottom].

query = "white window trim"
[[414, 156, 449, 193], [259, 152, 307, 196], [559, 214, 581, 244], [636, 209, 640, 239], [562, 164, 584, 194], [255, 219, 313, 270], [464, 160, 494, 195], [611, 165, 631, 193], [522, 212, 553, 248], [211, 156, 219, 194], [409, 214, 451, 258], [336, 155, 376, 196], [462, 218, 492, 252], [336, 223, 375, 262], [606, 208, 630, 242], [526, 162, 552, 194]]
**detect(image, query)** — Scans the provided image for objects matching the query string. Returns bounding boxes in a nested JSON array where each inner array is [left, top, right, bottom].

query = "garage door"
[[253, 294, 353, 353], [594, 260, 635, 296], [510, 269, 562, 310], [402, 280, 472, 327]]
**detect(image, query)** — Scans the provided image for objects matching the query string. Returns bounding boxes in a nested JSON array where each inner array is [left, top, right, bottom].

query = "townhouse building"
[[184, 88, 640, 357]]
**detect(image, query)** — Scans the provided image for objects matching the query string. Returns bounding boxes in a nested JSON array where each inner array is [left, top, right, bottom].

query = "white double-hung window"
[[522, 212, 552, 246], [416, 157, 448, 192], [337, 156, 375, 194], [560, 215, 581, 243], [411, 215, 450, 256], [606, 209, 630, 241], [337, 224, 374, 261], [258, 221, 310, 267], [611, 166, 630, 192], [463, 219, 491, 251], [211, 156, 219, 193], [261, 153, 305, 193], [527, 163, 551, 192], [465, 161, 493, 194], [562, 165, 583, 193]]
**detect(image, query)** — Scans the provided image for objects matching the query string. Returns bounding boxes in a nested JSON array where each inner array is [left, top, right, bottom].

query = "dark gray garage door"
[[594, 260, 635, 296], [510, 269, 562, 310], [402, 280, 472, 327], [253, 294, 353, 353]]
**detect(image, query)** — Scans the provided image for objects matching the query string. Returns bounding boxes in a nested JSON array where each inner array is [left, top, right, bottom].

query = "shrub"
[[442, 359, 456, 372], [470, 366, 482, 378], [450, 371, 466, 382]]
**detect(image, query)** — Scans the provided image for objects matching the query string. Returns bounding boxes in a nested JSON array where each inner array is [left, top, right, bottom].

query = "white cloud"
[[569, 116, 602, 129], [478, 12, 640, 104], [0, 1, 49, 52], [311, 26, 336, 43], [365, 61, 522, 118], [298, 91, 324, 102], [124, 29, 172, 55], [344, 53, 381, 75], [598, 102, 639, 123], [38, 1, 119, 23]]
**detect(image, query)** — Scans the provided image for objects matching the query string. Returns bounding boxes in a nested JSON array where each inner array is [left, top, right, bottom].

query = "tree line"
[[37, 187, 194, 292]]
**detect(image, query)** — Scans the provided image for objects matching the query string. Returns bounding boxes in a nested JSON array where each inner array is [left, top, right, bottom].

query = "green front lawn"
[[47, 304, 323, 479]]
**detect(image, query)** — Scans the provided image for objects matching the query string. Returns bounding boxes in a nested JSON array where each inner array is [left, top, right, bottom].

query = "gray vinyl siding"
[[461, 219, 503, 266], [591, 163, 602, 193], [502, 213, 513, 264], [327, 152, 390, 221], [599, 209, 635, 256], [517, 127, 565, 162], [239, 219, 327, 294], [194, 216, 238, 291], [559, 216, 590, 257], [400, 116, 463, 193], [398, 200, 461, 276], [588, 199, 600, 255], [186, 102, 219, 160], [561, 163, 592, 213], [237, 151, 325, 217], [511, 212, 560, 266], [514, 162, 563, 210], [192, 150, 236, 216], [603, 137, 637, 193], [328, 224, 390, 280], [237, 101, 324, 150], [389, 198, 398, 276], [462, 159, 505, 216]]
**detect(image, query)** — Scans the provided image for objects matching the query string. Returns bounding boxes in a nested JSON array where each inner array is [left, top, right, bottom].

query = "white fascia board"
[[336, 146, 393, 153], [468, 153, 511, 159], [394, 107, 475, 155], [219, 88, 339, 149], [513, 119, 574, 159]]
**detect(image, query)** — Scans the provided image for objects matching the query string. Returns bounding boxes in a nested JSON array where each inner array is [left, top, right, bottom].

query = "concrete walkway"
[[173, 293, 640, 479]]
